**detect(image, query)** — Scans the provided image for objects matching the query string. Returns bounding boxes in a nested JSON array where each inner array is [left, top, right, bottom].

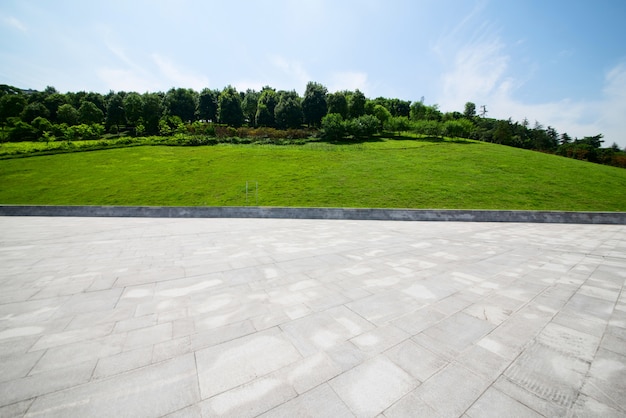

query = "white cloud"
[[2, 16, 26, 32], [269, 55, 311, 91], [232, 79, 266, 93], [152, 53, 209, 91], [436, 33, 626, 148], [328, 71, 370, 95], [97, 68, 157, 93]]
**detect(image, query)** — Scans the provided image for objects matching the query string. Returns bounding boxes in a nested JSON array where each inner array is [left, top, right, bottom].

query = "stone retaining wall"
[[1, 205, 625, 224]]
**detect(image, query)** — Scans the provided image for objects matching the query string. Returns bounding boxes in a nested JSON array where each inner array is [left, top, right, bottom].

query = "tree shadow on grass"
[[383, 133, 476, 144]]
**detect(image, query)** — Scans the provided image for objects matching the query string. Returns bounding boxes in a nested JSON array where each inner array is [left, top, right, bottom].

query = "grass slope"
[[1, 138, 625, 210]]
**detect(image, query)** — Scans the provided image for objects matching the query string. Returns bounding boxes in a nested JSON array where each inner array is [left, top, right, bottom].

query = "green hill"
[[0, 137, 625, 211]]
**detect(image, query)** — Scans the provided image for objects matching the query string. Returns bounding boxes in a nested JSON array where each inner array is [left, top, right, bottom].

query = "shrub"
[[346, 114, 379, 139], [384, 116, 411, 133], [321, 113, 345, 140]]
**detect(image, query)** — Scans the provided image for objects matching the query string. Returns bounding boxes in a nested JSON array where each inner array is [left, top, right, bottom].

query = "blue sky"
[[1, 0, 625, 147]]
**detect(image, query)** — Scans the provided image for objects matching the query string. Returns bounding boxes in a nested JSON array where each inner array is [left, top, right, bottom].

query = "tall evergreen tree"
[[302, 82, 328, 127]]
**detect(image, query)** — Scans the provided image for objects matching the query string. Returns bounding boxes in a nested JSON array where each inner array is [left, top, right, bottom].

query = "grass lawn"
[[1, 137, 625, 210]]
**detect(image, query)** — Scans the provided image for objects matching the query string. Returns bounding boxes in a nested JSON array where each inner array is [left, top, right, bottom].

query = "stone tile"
[[30, 333, 126, 374], [0, 399, 34, 418], [190, 320, 256, 350], [113, 313, 157, 333], [153, 336, 192, 363], [29, 323, 115, 352], [195, 328, 302, 399], [493, 375, 567, 417], [259, 384, 353, 418], [123, 322, 172, 350], [562, 293, 615, 321], [52, 288, 123, 317], [504, 342, 589, 409], [280, 308, 373, 357], [26, 354, 199, 417], [392, 307, 447, 335], [385, 340, 448, 382], [329, 356, 417, 417], [163, 404, 202, 418], [455, 344, 510, 382], [326, 341, 368, 372], [569, 394, 626, 418], [200, 375, 296, 418], [350, 324, 409, 355], [383, 390, 443, 418], [274, 351, 342, 394], [600, 332, 626, 355], [465, 386, 543, 418], [93, 346, 153, 379], [551, 310, 608, 338], [580, 348, 626, 411], [346, 290, 424, 325], [535, 322, 600, 362], [420, 312, 495, 353], [390, 363, 488, 418], [0, 350, 43, 382], [0, 361, 95, 406]]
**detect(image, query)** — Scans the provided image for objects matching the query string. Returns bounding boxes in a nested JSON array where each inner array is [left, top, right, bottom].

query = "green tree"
[[0, 94, 27, 124], [31, 116, 53, 137], [78, 101, 104, 125], [274, 91, 303, 129], [218, 86, 244, 127], [163, 88, 198, 122], [464, 102, 476, 119], [142, 93, 163, 134], [302, 82, 328, 127], [347, 89, 366, 118], [373, 104, 391, 130], [105, 93, 126, 132], [255, 87, 278, 127], [21, 102, 50, 123], [57, 103, 80, 126], [410, 101, 426, 120], [83, 92, 106, 114], [321, 113, 345, 140], [327, 92, 348, 119], [123, 93, 144, 127], [44, 93, 67, 123], [241, 89, 260, 126], [198, 88, 219, 122], [346, 114, 380, 139]]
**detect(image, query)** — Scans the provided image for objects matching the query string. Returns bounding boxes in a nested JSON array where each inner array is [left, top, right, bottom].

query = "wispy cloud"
[[97, 68, 157, 92], [328, 71, 370, 95], [2, 15, 27, 32], [436, 32, 626, 145], [152, 53, 209, 91], [432, 5, 626, 147], [270, 55, 311, 90]]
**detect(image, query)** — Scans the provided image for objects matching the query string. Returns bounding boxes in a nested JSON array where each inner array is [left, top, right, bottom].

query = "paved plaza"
[[0, 216, 625, 417]]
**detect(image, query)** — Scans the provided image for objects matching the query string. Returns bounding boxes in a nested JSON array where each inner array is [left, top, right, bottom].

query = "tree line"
[[0, 82, 624, 168]]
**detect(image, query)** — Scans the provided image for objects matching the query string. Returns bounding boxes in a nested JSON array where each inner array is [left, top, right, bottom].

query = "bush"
[[8, 120, 37, 141], [346, 114, 379, 139], [412, 120, 443, 138], [384, 116, 411, 133], [321, 113, 345, 140], [443, 119, 474, 139]]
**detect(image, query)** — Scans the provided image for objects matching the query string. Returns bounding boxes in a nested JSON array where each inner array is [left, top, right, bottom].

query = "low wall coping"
[[0, 205, 625, 224]]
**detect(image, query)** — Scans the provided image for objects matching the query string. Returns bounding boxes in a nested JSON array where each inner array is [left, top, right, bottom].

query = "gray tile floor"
[[0, 217, 624, 417]]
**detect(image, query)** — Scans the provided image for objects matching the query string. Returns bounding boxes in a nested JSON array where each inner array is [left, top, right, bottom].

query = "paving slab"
[[0, 216, 625, 417]]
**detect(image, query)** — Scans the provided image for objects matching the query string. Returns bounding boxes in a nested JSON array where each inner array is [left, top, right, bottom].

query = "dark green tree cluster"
[[1, 82, 623, 168]]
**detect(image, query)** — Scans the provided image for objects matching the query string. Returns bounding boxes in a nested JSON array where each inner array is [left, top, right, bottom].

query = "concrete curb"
[[0, 205, 625, 224]]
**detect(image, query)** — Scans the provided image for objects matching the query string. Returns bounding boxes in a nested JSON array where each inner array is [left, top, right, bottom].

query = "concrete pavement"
[[0, 217, 624, 417]]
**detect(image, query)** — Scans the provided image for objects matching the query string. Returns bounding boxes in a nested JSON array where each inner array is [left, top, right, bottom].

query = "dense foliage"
[[0, 82, 624, 168]]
